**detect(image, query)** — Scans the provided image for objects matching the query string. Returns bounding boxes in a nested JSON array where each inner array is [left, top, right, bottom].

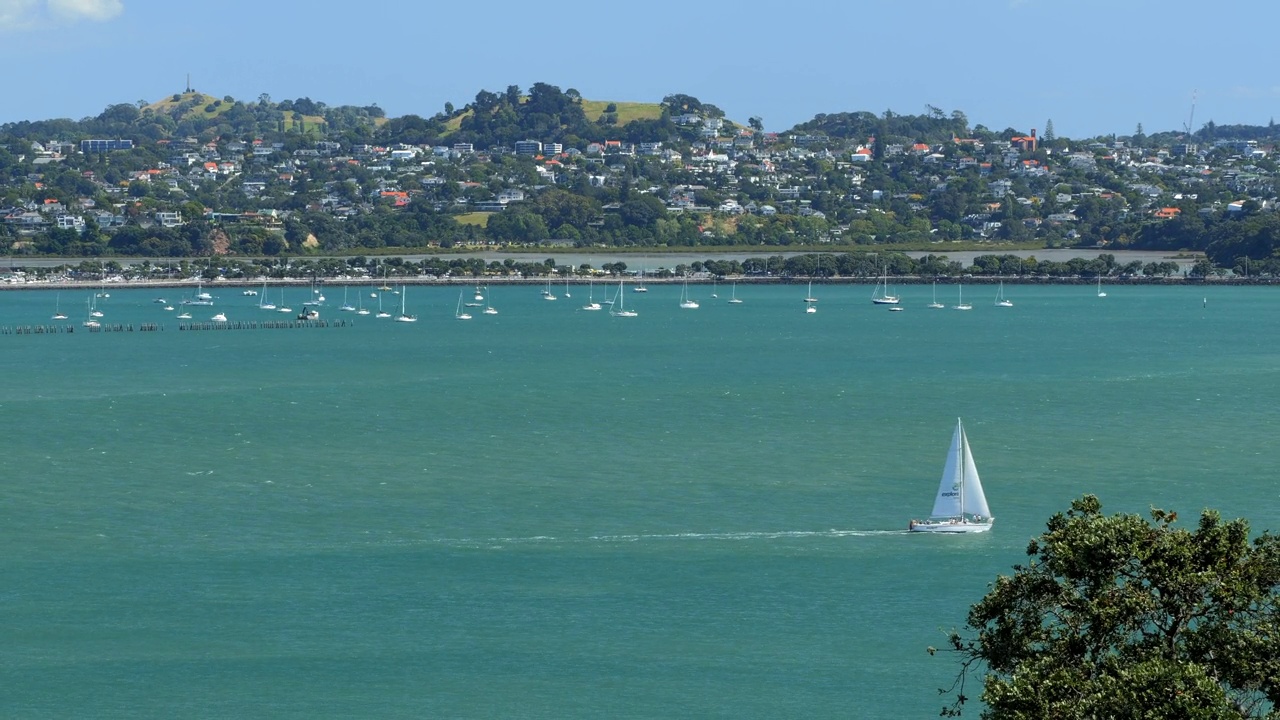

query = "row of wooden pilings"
[[0, 320, 353, 334]]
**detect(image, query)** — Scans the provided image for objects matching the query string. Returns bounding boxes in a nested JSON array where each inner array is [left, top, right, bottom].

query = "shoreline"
[[0, 275, 1269, 292]]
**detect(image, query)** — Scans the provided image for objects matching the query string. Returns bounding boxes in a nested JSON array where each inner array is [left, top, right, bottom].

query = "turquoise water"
[[1, 283, 1278, 718]]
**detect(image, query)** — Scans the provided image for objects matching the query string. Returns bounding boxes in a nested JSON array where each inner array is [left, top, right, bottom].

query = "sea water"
[[1, 282, 1277, 718]]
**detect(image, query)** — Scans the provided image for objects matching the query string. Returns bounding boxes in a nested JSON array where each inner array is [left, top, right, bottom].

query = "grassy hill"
[[142, 91, 385, 131], [441, 98, 664, 137], [143, 91, 234, 121], [579, 100, 664, 124]]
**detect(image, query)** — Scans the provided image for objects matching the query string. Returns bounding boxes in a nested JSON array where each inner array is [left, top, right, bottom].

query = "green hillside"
[[143, 91, 235, 121], [579, 100, 664, 125], [441, 98, 664, 137]]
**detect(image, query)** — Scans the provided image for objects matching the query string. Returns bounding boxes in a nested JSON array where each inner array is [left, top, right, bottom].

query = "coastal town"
[[1, 85, 1277, 280]]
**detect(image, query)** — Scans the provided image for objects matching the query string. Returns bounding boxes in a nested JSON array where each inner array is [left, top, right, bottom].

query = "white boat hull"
[[909, 519, 994, 534]]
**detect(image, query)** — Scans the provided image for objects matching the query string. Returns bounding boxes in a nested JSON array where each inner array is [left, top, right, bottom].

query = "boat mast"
[[957, 419, 965, 519]]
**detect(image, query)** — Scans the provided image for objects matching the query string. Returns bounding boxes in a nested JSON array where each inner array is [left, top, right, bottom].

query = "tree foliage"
[[790, 108, 971, 145], [941, 495, 1280, 719]]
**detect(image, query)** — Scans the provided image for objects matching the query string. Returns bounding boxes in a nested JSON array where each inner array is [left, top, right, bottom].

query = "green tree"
[[618, 195, 666, 228], [940, 495, 1280, 718]]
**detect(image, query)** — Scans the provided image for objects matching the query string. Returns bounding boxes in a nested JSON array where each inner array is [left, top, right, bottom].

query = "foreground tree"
[[940, 495, 1280, 718]]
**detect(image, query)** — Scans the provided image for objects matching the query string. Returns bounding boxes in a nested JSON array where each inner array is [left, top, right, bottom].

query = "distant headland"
[[3, 83, 1278, 280]]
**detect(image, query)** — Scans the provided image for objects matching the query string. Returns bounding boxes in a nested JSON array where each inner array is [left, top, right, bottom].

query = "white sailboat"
[[182, 282, 213, 306], [455, 289, 472, 320], [258, 281, 276, 310], [909, 418, 994, 533], [339, 286, 356, 312], [82, 296, 101, 327], [679, 280, 699, 309], [277, 289, 292, 313], [211, 312, 228, 322], [356, 292, 370, 316], [610, 280, 638, 317], [728, 282, 743, 304], [474, 286, 485, 302], [805, 280, 817, 313], [953, 283, 972, 311], [1097, 276, 1107, 297], [995, 281, 1013, 307], [375, 293, 391, 318], [52, 292, 68, 320], [711, 280, 718, 298], [303, 281, 325, 306], [928, 281, 945, 309], [483, 286, 498, 315], [395, 287, 417, 322], [871, 266, 900, 304], [542, 277, 557, 301], [633, 261, 649, 292], [564, 277, 571, 298], [581, 279, 601, 311]]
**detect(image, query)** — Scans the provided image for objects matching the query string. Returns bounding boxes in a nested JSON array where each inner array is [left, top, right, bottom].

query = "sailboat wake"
[[589, 529, 907, 542], [423, 529, 909, 548]]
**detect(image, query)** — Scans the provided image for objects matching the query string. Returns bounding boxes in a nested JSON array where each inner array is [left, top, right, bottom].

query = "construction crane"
[[1183, 90, 1197, 135]]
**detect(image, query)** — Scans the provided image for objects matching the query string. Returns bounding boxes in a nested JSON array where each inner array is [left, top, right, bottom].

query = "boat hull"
[[908, 520, 993, 534]]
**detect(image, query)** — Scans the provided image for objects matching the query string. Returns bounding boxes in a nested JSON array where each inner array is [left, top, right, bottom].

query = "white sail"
[[929, 422, 966, 519], [960, 429, 991, 518]]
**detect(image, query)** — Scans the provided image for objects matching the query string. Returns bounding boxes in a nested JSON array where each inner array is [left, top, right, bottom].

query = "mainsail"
[[928, 419, 989, 520]]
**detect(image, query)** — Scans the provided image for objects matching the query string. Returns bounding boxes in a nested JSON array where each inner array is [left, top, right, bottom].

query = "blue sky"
[[2, 0, 1276, 139]]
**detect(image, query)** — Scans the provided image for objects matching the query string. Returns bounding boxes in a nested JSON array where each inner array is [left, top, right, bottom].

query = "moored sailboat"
[[995, 281, 1013, 307], [395, 287, 417, 322], [610, 280, 638, 317], [581, 279, 601, 311], [871, 266, 900, 305], [679, 280, 699, 309], [455, 289, 472, 320], [258, 281, 276, 310], [927, 280, 945, 309]]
